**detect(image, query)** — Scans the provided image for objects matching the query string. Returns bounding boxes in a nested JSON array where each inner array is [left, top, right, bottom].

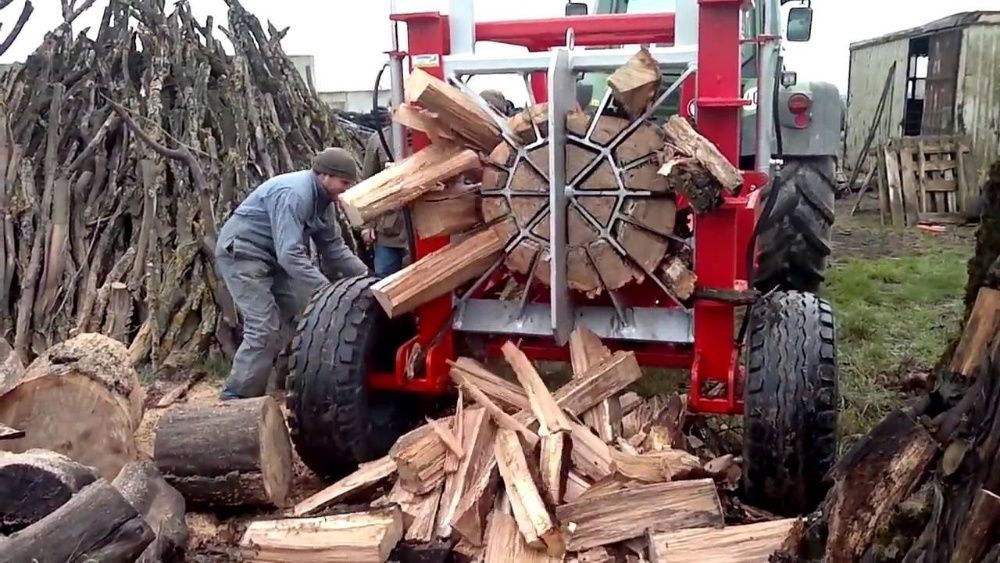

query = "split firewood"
[[390, 416, 455, 495], [292, 456, 398, 517], [508, 103, 548, 144], [393, 103, 457, 144], [435, 408, 496, 539], [502, 341, 573, 436], [405, 68, 505, 153], [153, 396, 293, 508], [647, 518, 801, 562], [445, 392, 465, 473], [449, 357, 530, 412], [570, 327, 621, 443], [0, 449, 98, 534], [371, 225, 506, 318], [550, 350, 643, 418], [449, 448, 502, 546], [568, 420, 616, 481], [660, 257, 697, 300], [611, 449, 704, 483], [539, 433, 571, 505], [659, 115, 743, 210], [239, 506, 403, 563], [339, 143, 480, 227], [555, 478, 724, 551], [0, 478, 154, 562], [950, 287, 1000, 377], [426, 416, 465, 463], [564, 471, 593, 503], [112, 461, 188, 563], [608, 47, 662, 119], [494, 429, 565, 556], [377, 480, 443, 543], [451, 367, 538, 446], [0, 333, 144, 481], [483, 509, 563, 563]]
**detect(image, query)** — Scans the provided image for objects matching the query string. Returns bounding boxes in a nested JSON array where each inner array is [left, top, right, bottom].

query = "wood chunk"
[[154, 396, 292, 508], [406, 68, 504, 153], [112, 461, 188, 563], [0, 333, 145, 481], [824, 411, 937, 563], [483, 510, 563, 563], [0, 478, 154, 562], [411, 190, 481, 239], [555, 350, 642, 417], [608, 48, 662, 119], [568, 421, 616, 481], [450, 358, 530, 412], [436, 408, 496, 539], [622, 395, 665, 438], [391, 418, 454, 495], [0, 449, 99, 534], [393, 103, 457, 144], [569, 327, 620, 444], [611, 449, 703, 483], [588, 239, 640, 290], [661, 116, 742, 193], [292, 456, 398, 516], [406, 485, 444, 542], [482, 194, 511, 224], [950, 287, 1000, 377], [494, 429, 565, 556], [616, 221, 669, 274], [509, 104, 548, 145], [573, 547, 618, 563], [564, 471, 592, 503], [556, 479, 724, 551], [451, 367, 538, 446], [239, 507, 403, 563], [647, 518, 800, 563], [426, 416, 465, 462], [539, 433, 571, 505], [951, 488, 1000, 563], [371, 227, 504, 318], [502, 341, 573, 436], [450, 452, 501, 546], [660, 257, 697, 300], [446, 392, 465, 474]]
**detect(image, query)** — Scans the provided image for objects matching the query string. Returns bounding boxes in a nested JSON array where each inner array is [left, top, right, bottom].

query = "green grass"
[[824, 248, 970, 447]]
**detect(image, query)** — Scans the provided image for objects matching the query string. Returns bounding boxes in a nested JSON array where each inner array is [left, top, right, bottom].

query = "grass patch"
[[824, 247, 970, 447]]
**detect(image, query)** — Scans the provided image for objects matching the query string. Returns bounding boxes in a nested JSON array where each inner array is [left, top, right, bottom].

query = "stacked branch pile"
[[338, 48, 743, 317], [0, 0, 360, 373], [239, 327, 800, 562]]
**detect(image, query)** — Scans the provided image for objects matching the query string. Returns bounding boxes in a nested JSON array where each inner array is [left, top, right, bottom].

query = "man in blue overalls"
[[215, 147, 368, 399]]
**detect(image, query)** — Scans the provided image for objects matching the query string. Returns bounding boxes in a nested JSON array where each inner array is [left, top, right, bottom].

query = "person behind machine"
[[216, 147, 368, 400]]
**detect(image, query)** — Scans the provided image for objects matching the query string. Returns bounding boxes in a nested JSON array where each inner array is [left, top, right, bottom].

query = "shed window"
[[904, 37, 929, 136]]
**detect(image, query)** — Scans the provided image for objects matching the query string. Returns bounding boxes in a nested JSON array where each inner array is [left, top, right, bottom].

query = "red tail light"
[[788, 93, 811, 113]]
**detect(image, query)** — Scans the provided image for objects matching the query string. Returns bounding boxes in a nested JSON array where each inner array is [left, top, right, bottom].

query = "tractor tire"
[[286, 275, 417, 479], [742, 290, 838, 516], [754, 156, 836, 293]]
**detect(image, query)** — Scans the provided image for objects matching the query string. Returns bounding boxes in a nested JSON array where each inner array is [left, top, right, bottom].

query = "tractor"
[[286, 0, 839, 516]]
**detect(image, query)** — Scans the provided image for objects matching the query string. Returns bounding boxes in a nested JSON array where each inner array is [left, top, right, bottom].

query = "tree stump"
[[112, 461, 188, 563], [153, 396, 293, 508], [0, 448, 99, 534], [0, 333, 145, 481], [480, 107, 676, 297]]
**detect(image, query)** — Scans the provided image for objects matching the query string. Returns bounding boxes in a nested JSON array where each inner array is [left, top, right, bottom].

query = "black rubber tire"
[[286, 275, 417, 479], [754, 156, 836, 293], [742, 290, 838, 516]]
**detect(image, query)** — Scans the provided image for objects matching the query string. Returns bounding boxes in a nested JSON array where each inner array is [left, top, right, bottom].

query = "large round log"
[[0, 477, 154, 563], [153, 396, 293, 508], [0, 448, 99, 534], [0, 333, 145, 481], [481, 106, 676, 297], [112, 461, 188, 563]]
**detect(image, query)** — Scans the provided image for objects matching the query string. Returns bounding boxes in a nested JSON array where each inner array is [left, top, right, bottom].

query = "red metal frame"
[[378, 6, 765, 415]]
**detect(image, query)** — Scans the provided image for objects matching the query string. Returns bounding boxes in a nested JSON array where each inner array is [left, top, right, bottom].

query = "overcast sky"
[[0, 0, 997, 104]]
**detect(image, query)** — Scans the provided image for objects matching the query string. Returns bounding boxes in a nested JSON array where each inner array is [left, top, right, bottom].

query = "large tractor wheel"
[[286, 276, 417, 479], [754, 156, 836, 293], [742, 290, 838, 515]]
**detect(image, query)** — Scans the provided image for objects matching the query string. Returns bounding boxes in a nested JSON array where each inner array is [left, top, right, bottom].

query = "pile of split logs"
[[237, 327, 800, 562], [338, 48, 740, 318], [0, 0, 359, 373]]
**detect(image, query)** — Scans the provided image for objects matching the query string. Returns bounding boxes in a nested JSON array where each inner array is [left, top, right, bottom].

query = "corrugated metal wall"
[[845, 38, 910, 169], [957, 22, 1000, 185]]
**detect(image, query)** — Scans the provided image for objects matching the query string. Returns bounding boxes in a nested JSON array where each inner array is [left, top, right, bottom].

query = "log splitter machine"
[[287, 0, 838, 516]]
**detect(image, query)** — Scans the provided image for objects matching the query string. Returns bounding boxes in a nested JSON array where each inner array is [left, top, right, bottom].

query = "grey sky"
[[0, 0, 997, 103]]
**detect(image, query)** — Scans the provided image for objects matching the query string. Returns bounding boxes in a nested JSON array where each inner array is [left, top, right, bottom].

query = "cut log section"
[[0, 333, 145, 481], [339, 143, 481, 227], [0, 449, 99, 534], [153, 396, 293, 508], [658, 116, 743, 213], [239, 506, 404, 563], [112, 461, 188, 563], [405, 68, 505, 153], [555, 478, 724, 551], [293, 455, 398, 517], [647, 518, 801, 563], [0, 478, 155, 562], [371, 225, 506, 318], [480, 107, 676, 297]]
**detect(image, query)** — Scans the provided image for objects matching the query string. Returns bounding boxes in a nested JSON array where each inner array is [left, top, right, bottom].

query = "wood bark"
[[660, 115, 743, 195], [0, 448, 98, 534], [239, 506, 404, 563], [112, 461, 188, 563], [153, 396, 293, 508], [0, 478, 154, 563], [0, 333, 144, 481]]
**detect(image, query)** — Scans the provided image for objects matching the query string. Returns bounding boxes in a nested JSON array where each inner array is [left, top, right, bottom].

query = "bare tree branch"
[[0, 1, 33, 58]]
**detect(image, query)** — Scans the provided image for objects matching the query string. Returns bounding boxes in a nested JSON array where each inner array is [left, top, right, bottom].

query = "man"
[[216, 147, 368, 399], [361, 128, 409, 277], [480, 89, 514, 116]]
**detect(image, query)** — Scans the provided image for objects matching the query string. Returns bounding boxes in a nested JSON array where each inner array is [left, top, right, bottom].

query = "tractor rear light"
[[794, 113, 810, 127], [787, 93, 811, 113]]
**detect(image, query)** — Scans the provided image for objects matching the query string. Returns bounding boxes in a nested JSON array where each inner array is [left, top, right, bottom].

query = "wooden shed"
[[846, 11, 1000, 220]]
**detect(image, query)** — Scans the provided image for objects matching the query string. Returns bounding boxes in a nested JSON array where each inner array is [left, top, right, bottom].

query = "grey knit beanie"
[[312, 147, 358, 181]]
